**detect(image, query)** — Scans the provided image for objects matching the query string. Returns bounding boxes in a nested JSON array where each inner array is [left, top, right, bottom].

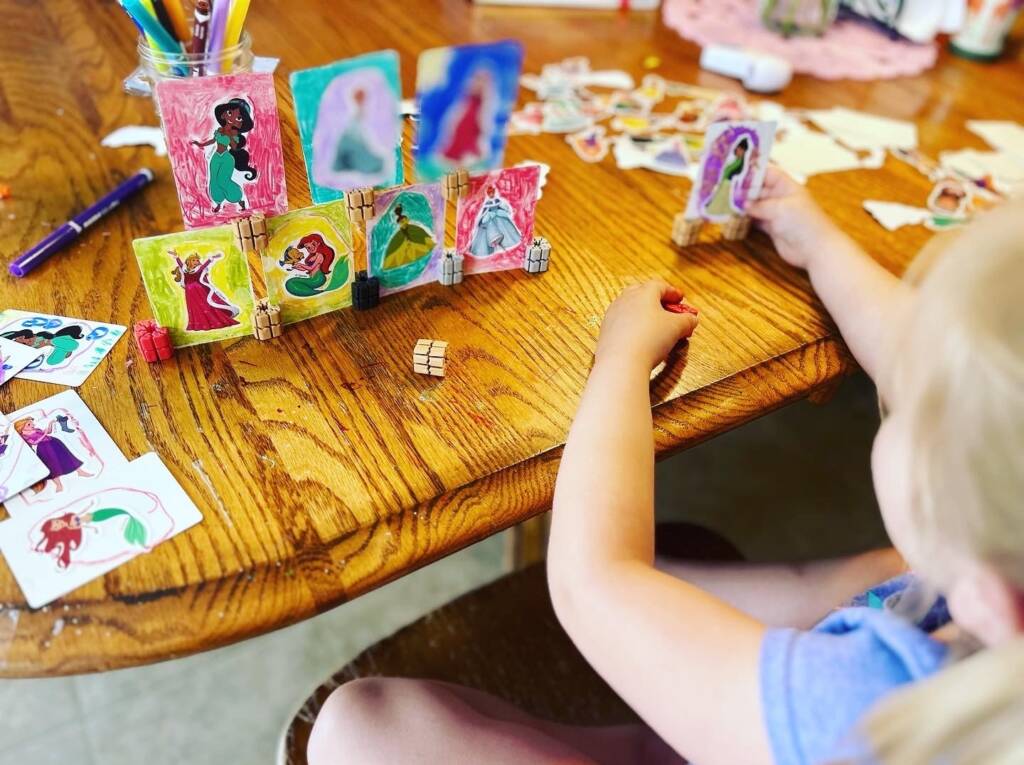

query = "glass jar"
[[124, 32, 254, 100]]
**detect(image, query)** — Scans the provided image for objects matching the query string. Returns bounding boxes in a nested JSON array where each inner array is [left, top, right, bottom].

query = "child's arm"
[[548, 281, 773, 765], [747, 168, 913, 383]]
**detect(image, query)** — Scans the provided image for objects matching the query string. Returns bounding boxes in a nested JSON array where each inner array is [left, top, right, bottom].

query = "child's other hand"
[[747, 166, 843, 270], [596, 280, 699, 371]]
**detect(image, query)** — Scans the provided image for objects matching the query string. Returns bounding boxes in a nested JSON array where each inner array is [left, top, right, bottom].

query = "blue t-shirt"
[[760, 576, 951, 765]]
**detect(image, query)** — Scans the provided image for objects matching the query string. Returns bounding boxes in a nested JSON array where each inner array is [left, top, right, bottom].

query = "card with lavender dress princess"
[[684, 121, 776, 223]]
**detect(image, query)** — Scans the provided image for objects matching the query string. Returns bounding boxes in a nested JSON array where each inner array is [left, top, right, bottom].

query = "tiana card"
[[0, 310, 126, 387], [156, 72, 288, 230], [415, 40, 523, 182], [0, 452, 203, 608], [262, 201, 355, 324], [291, 51, 404, 204], [366, 183, 446, 296], [133, 226, 256, 348], [455, 165, 540, 275], [685, 121, 776, 223]]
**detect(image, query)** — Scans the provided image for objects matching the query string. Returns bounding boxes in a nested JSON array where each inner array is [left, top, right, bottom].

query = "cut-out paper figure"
[[170, 250, 241, 331], [0, 326, 83, 367], [383, 205, 437, 271], [35, 508, 147, 570], [685, 121, 775, 224], [191, 97, 258, 214], [470, 186, 523, 258], [279, 233, 349, 297], [704, 137, 751, 217], [13, 417, 94, 494]]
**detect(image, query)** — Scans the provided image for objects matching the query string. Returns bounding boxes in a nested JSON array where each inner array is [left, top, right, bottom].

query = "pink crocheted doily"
[[662, 0, 938, 80]]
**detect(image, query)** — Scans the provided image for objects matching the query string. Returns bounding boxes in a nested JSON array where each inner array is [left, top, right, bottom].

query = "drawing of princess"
[[13, 416, 93, 494], [170, 250, 241, 332], [469, 186, 522, 257], [279, 233, 349, 297], [191, 97, 258, 214], [440, 70, 492, 166], [333, 88, 385, 176], [703, 137, 750, 218], [382, 205, 436, 270], [35, 508, 147, 569], [1, 326, 83, 366]]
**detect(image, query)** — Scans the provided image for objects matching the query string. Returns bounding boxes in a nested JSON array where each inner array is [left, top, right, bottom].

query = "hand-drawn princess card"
[[685, 121, 776, 223], [291, 51, 404, 205], [455, 165, 540, 275], [156, 72, 288, 229], [415, 40, 523, 182], [133, 226, 256, 347], [262, 201, 355, 323], [366, 183, 446, 296]]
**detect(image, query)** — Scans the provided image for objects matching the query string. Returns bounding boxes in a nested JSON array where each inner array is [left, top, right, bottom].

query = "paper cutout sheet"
[[366, 183, 446, 296], [4, 390, 129, 518], [0, 337, 43, 387], [415, 40, 523, 182], [0, 311, 126, 387], [455, 165, 540, 275], [156, 72, 288, 229], [0, 452, 203, 609], [685, 121, 776, 223], [262, 201, 355, 324], [291, 51, 404, 204], [133, 225, 256, 348], [0, 415, 49, 505]]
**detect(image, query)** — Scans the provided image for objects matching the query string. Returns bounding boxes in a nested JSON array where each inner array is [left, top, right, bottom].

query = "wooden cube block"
[[671, 213, 703, 247], [346, 188, 376, 224], [721, 216, 751, 241], [252, 298, 282, 342], [438, 249, 464, 286], [524, 237, 551, 274], [413, 339, 447, 377], [352, 270, 381, 310], [443, 169, 470, 201]]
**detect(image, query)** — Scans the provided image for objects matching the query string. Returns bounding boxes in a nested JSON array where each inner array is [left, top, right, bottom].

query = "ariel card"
[[685, 121, 776, 223], [156, 72, 288, 230], [0, 452, 203, 608], [4, 390, 128, 518], [0, 415, 49, 505], [291, 51, 404, 204], [415, 40, 523, 182], [0, 310, 126, 387], [133, 226, 256, 348], [0, 337, 42, 387], [455, 165, 540, 275], [366, 183, 446, 296], [262, 201, 355, 324]]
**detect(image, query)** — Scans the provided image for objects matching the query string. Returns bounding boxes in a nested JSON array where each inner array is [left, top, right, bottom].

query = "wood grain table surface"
[[1, 0, 1021, 676]]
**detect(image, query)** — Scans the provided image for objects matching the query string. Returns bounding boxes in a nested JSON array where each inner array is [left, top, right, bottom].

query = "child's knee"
[[308, 678, 395, 764]]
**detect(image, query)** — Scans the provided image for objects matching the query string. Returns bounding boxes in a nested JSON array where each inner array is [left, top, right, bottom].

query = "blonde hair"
[[860, 202, 1024, 763], [884, 200, 1024, 590]]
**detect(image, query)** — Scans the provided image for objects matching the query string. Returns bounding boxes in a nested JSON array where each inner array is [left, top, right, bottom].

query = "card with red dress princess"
[[156, 72, 289, 230], [133, 224, 257, 348], [414, 40, 523, 182], [455, 165, 540, 275]]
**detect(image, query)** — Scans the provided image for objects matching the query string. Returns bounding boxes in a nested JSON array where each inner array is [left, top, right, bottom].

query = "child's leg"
[[308, 678, 685, 765]]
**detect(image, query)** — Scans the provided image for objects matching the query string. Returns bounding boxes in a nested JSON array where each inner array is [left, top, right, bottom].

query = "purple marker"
[[8, 168, 154, 278]]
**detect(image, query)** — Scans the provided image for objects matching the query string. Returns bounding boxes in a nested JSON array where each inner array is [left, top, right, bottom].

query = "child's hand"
[[747, 166, 845, 270], [595, 280, 699, 371]]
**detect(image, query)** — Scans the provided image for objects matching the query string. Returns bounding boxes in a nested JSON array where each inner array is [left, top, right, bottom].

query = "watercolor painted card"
[[366, 183, 446, 296], [0, 452, 203, 608], [262, 201, 355, 323], [156, 72, 288, 229], [291, 51, 404, 204], [0, 310, 126, 387], [455, 165, 540, 275], [0, 415, 49, 505], [685, 121, 777, 223], [4, 390, 128, 519], [415, 40, 523, 182], [133, 226, 256, 348], [0, 337, 43, 387]]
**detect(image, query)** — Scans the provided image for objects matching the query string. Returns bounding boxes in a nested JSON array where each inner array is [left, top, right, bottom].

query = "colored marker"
[[8, 169, 154, 278], [205, 0, 231, 74], [190, 0, 212, 75]]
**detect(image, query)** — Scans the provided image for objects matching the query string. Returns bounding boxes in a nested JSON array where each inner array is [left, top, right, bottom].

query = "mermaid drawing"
[[469, 186, 522, 257], [703, 137, 750, 218], [191, 97, 258, 213], [381, 205, 436, 270], [169, 249, 240, 331], [35, 507, 148, 569], [278, 233, 350, 298]]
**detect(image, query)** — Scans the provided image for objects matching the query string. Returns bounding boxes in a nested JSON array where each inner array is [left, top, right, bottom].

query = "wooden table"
[[1, 0, 1019, 677]]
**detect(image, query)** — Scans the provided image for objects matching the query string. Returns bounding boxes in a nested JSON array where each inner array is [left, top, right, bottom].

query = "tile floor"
[[0, 373, 887, 765]]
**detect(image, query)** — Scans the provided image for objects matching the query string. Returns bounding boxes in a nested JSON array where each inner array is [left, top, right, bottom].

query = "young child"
[[306, 170, 1024, 764]]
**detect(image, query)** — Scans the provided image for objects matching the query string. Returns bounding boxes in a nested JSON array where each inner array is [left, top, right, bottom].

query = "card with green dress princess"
[[366, 183, 446, 296], [685, 121, 776, 223]]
